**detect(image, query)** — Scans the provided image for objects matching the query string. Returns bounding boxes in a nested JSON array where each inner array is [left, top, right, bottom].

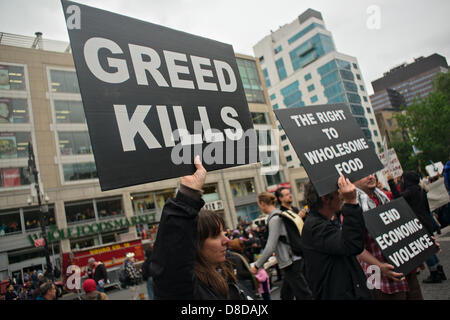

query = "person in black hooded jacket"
[[301, 175, 371, 300], [388, 171, 446, 283], [150, 156, 254, 300], [388, 171, 434, 235]]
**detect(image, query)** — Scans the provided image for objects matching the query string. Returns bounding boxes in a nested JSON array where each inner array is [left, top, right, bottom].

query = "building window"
[[0, 167, 31, 188], [0, 64, 26, 91], [352, 63, 358, 69], [155, 189, 176, 210], [70, 236, 98, 250], [58, 132, 92, 156], [236, 203, 260, 223], [272, 104, 279, 110], [350, 104, 365, 116], [0, 132, 31, 159], [281, 134, 287, 141], [54, 100, 86, 123], [262, 68, 271, 88], [275, 58, 287, 81], [236, 58, 265, 103], [281, 81, 305, 108], [287, 22, 325, 45], [286, 155, 293, 162], [259, 56, 264, 64], [377, 142, 382, 149], [370, 119, 375, 125], [311, 95, 318, 103], [251, 112, 269, 125], [63, 162, 97, 182], [0, 98, 29, 123], [290, 34, 335, 71], [265, 171, 284, 187], [23, 206, 56, 231], [373, 130, 379, 137], [366, 107, 372, 114], [360, 85, 365, 91], [256, 129, 272, 146], [203, 184, 220, 203], [270, 94, 276, 100], [304, 73, 312, 81], [131, 192, 156, 214], [356, 74, 361, 80], [50, 70, 80, 93], [0, 209, 22, 236], [363, 96, 368, 102], [230, 179, 256, 198], [283, 145, 290, 151], [347, 93, 362, 104], [274, 45, 282, 54], [65, 200, 96, 224], [307, 84, 315, 92], [96, 197, 124, 220], [387, 119, 394, 127]]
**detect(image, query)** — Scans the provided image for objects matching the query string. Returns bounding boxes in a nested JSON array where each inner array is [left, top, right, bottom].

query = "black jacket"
[[93, 263, 108, 284], [301, 204, 371, 300], [150, 188, 250, 300], [388, 171, 434, 234]]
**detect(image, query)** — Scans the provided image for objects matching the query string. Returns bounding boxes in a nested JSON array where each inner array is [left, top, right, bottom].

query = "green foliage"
[[391, 72, 450, 172]]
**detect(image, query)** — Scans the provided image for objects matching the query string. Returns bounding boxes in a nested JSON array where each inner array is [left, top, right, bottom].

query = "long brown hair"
[[195, 209, 236, 298]]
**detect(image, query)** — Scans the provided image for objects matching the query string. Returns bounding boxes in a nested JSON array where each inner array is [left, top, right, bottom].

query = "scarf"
[[356, 187, 390, 212]]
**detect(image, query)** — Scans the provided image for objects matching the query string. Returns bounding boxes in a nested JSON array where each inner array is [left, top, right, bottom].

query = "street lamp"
[[27, 141, 53, 280]]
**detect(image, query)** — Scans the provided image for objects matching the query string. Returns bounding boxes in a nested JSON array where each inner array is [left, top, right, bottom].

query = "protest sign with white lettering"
[[363, 198, 439, 275], [274, 104, 383, 196], [61, 0, 256, 190]]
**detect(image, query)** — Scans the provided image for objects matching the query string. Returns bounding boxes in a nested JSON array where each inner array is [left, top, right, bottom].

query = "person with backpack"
[[302, 176, 371, 300], [141, 248, 155, 300], [251, 192, 312, 300]]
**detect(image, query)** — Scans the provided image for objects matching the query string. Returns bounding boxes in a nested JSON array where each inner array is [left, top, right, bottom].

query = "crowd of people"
[[3, 269, 60, 300], [147, 156, 448, 300], [4, 157, 448, 301]]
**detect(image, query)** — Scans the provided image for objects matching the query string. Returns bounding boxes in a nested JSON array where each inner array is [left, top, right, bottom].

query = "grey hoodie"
[[254, 208, 299, 269]]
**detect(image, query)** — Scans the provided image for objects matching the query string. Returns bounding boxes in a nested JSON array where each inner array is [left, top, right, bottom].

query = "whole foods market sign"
[[28, 213, 156, 245]]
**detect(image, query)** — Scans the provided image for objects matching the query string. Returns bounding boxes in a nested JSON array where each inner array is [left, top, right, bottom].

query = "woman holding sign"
[[150, 156, 254, 300], [388, 171, 447, 284]]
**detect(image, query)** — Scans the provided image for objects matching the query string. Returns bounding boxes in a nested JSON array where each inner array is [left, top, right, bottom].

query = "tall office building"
[[370, 54, 448, 111], [0, 32, 287, 281], [369, 54, 448, 143], [253, 9, 383, 167]]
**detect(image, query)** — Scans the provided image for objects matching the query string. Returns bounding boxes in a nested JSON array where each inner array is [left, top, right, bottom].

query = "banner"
[[61, 0, 256, 191], [363, 198, 439, 275], [1, 168, 21, 187], [274, 104, 383, 196]]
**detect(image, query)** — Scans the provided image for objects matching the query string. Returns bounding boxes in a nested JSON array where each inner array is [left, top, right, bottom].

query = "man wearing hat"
[[87, 257, 108, 292], [82, 279, 109, 300]]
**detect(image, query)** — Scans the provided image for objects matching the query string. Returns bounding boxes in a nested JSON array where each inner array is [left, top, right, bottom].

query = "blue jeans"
[[146, 277, 154, 300], [426, 254, 440, 269]]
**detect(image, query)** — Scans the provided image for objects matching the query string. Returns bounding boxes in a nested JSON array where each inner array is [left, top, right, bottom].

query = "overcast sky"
[[1, 0, 449, 95]]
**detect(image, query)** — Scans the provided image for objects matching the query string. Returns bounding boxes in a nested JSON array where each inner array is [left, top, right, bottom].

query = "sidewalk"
[[416, 225, 450, 300]]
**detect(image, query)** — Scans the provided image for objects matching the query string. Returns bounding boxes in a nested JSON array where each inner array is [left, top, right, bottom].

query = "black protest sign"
[[363, 198, 439, 276], [61, 0, 256, 191], [274, 104, 383, 196]]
